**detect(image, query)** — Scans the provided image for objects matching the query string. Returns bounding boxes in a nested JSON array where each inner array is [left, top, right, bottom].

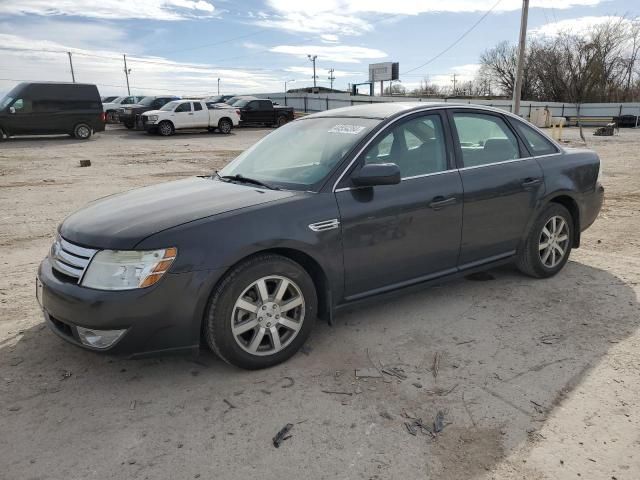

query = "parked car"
[[0, 82, 105, 140], [103, 96, 146, 123], [142, 100, 240, 135], [118, 96, 179, 129], [235, 98, 294, 127], [37, 103, 603, 368], [225, 95, 257, 106], [204, 95, 235, 104]]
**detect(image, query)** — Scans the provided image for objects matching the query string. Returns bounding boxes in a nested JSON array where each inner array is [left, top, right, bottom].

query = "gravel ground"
[[0, 124, 638, 480]]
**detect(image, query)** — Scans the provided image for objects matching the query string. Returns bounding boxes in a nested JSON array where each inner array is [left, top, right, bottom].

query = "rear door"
[[191, 101, 209, 127], [336, 111, 463, 298], [448, 109, 545, 267]]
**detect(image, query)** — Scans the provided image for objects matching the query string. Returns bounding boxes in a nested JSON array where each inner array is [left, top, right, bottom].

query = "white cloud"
[[0, 0, 217, 21], [531, 15, 630, 37], [285, 66, 363, 78], [0, 32, 284, 96], [429, 63, 481, 87], [257, 0, 605, 36], [270, 45, 387, 63], [321, 34, 340, 44]]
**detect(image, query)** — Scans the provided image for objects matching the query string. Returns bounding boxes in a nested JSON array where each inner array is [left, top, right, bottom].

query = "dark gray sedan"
[[37, 103, 604, 369]]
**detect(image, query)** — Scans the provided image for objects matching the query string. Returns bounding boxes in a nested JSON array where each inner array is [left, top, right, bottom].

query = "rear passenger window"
[[175, 102, 191, 113], [512, 121, 558, 156], [452, 113, 520, 167], [364, 114, 447, 178], [194, 102, 202, 111]]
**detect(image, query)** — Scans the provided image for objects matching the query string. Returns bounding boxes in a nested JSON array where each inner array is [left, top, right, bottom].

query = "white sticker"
[[328, 124, 366, 135]]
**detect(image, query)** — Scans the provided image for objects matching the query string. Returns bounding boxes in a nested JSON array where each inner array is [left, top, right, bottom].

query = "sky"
[[0, 0, 638, 98]]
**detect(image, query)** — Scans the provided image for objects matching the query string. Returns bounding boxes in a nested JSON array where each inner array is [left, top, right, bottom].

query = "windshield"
[[160, 101, 180, 111], [139, 97, 162, 106], [234, 99, 251, 107], [102, 96, 118, 103], [219, 117, 380, 190]]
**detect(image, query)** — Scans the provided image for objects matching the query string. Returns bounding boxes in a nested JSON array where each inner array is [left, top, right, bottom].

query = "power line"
[[401, 0, 503, 75]]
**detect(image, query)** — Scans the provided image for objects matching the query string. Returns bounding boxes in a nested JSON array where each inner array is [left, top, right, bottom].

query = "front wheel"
[[157, 121, 174, 136], [218, 118, 232, 134], [516, 203, 573, 278], [204, 254, 317, 369], [73, 123, 92, 140]]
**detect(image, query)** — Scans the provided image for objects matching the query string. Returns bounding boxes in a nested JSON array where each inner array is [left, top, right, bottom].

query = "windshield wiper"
[[217, 172, 280, 190]]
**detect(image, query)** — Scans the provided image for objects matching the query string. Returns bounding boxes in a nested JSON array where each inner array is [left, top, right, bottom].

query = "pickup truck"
[[141, 100, 241, 136], [118, 96, 179, 129], [235, 98, 294, 127]]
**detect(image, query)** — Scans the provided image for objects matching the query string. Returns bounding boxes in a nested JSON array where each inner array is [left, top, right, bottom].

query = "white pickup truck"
[[141, 100, 241, 136]]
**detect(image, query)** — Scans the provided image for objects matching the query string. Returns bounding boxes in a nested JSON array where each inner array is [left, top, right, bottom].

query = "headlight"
[[147, 115, 158, 122], [81, 247, 177, 290]]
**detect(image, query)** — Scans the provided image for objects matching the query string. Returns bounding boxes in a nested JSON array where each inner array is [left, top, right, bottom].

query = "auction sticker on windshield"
[[328, 124, 366, 135]]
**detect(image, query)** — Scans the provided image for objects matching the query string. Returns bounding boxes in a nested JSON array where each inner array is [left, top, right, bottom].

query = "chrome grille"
[[50, 236, 97, 282]]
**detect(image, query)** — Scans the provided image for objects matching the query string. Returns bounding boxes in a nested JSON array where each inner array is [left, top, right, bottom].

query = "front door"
[[448, 109, 545, 267], [336, 111, 463, 299], [174, 101, 193, 127]]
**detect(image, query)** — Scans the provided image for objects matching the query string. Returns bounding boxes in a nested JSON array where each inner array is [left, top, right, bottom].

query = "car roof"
[[306, 102, 513, 120]]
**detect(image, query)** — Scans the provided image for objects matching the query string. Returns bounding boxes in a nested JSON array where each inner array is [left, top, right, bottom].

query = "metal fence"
[[256, 92, 640, 125]]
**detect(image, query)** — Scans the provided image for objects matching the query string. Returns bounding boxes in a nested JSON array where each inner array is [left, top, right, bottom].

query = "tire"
[[73, 123, 92, 140], [204, 254, 317, 369], [218, 118, 232, 134], [106, 111, 117, 123], [0, 127, 6, 141], [516, 203, 573, 278], [157, 121, 174, 136], [276, 115, 288, 128], [124, 122, 134, 129]]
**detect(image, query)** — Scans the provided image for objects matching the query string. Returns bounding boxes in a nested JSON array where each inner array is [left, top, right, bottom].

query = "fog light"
[[76, 326, 126, 349]]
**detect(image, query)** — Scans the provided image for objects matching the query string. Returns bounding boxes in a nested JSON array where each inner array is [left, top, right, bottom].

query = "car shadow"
[[1, 260, 637, 478]]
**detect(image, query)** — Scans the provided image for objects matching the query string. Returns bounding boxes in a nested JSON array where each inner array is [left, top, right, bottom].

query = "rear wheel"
[[276, 115, 288, 127], [157, 121, 174, 136], [218, 118, 232, 134], [516, 203, 573, 278], [73, 123, 92, 140], [204, 254, 317, 369]]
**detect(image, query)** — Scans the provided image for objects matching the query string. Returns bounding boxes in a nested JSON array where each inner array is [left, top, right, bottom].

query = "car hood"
[[142, 109, 162, 116], [60, 177, 295, 249]]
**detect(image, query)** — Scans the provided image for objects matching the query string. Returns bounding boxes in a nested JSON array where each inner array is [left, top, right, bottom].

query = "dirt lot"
[[0, 125, 638, 480]]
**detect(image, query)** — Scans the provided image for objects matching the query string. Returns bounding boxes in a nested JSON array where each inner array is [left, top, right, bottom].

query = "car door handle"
[[522, 177, 542, 188], [428, 196, 457, 210]]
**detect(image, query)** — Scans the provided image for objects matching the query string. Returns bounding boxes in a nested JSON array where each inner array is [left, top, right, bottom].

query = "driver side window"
[[175, 102, 192, 113], [363, 114, 447, 178], [12, 98, 32, 113]]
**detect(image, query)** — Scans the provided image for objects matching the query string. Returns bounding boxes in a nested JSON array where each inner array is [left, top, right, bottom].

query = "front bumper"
[[38, 256, 223, 357], [118, 113, 135, 125]]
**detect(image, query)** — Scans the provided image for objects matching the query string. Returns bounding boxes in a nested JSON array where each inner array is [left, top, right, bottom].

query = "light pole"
[[284, 79, 295, 93], [123, 54, 131, 96], [217, 78, 220, 95], [328, 68, 335, 91], [307, 54, 318, 88]]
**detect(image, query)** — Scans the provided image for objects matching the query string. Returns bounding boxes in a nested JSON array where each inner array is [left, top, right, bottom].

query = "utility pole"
[[217, 78, 220, 95], [512, 0, 529, 115], [67, 52, 76, 83], [123, 54, 131, 96], [328, 68, 335, 91], [451, 73, 458, 96], [307, 55, 317, 88]]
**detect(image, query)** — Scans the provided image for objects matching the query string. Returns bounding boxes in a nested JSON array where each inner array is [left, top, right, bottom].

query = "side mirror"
[[9, 107, 15, 114], [351, 163, 401, 187]]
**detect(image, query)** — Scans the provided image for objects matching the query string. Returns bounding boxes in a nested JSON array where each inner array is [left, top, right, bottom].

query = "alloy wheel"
[[231, 275, 305, 356], [76, 125, 90, 138], [538, 215, 569, 268]]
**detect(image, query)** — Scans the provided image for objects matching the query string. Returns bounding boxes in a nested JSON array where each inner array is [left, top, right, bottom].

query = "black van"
[[0, 82, 105, 140]]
